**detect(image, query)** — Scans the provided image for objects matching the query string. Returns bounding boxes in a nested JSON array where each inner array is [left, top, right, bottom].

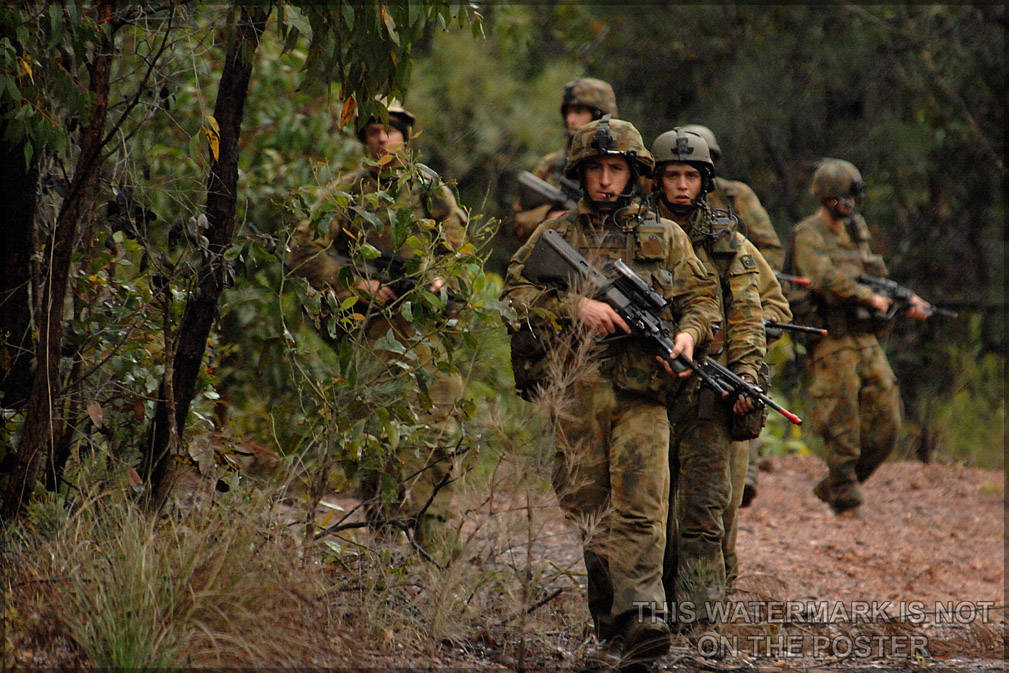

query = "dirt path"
[[737, 455, 1003, 609], [470, 454, 1006, 670], [710, 454, 1006, 669]]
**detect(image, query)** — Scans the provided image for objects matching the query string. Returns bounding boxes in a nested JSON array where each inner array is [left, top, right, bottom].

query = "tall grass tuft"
[[4, 478, 344, 668]]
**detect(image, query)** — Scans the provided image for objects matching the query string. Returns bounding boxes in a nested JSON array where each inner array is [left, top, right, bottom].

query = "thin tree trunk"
[[141, 7, 269, 499], [1, 2, 115, 522]]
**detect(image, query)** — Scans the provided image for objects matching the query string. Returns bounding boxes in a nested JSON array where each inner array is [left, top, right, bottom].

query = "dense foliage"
[[0, 4, 1004, 668], [0, 4, 1004, 523], [407, 4, 1005, 464]]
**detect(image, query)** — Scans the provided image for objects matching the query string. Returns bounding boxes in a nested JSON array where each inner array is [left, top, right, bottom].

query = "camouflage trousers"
[[808, 335, 901, 510], [663, 382, 732, 624], [722, 439, 750, 587], [552, 374, 670, 640]]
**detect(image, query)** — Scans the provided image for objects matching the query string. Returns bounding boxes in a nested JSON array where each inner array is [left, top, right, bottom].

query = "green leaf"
[[381, 7, 400, 46], [373, 329, 405, 355]]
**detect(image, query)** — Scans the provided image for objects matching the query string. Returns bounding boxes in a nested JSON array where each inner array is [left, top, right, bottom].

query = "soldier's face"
[[659, 163, 702, 204], [583, 156, 630, 202], [363, 123, 405, 160], [564, 104, 595, 134], [833, 196, 856, 216]]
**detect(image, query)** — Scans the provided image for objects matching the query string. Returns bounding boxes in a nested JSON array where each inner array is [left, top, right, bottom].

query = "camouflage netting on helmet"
[[561, 77, 618, 119], [564, 116, 653, 178], [811, 158, 864, 200]]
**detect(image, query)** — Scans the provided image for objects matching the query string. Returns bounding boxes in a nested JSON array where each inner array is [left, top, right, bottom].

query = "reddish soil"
[[738, 455, 1003, 610], [479, 454, 1007, 671], [8, 454, 1004, 671]]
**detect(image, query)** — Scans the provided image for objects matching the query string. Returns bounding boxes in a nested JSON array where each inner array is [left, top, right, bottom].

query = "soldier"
[[503, 117, 719, 666], [511, 77, 618, 243], [647, 128, 767, 626], [722, 241, 790, 589], [288, 103, 468, 558], [789, 158, 929, 517], [679, 123, 784, 508]]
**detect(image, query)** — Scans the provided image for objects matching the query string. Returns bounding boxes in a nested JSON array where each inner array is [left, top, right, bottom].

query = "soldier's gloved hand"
[[577, 297, 631, 337]]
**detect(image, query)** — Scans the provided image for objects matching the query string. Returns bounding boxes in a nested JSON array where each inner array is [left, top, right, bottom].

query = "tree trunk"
[[1, 2, 115, 522], [141, 7, 269, 498]]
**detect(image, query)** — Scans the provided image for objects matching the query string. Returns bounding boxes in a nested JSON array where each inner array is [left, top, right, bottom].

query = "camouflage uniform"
[[505, 201, 718, 640], [722, 246, 790, 586], [679, 125, 786, 506], [503, 119, 719, 648], [708, 178, 783, 511], [512, 78, 618, 244], [708, 177, 784, 270], [652, 198, 766, 616], [791, 192, 900, 512], [289, 163, 468, 550]]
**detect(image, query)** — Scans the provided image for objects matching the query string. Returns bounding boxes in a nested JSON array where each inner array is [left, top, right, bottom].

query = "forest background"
[[0, 3, 1004, 669]]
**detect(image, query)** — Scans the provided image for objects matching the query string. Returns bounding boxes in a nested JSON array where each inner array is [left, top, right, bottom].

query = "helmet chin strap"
[[660, 195, 699, 218]]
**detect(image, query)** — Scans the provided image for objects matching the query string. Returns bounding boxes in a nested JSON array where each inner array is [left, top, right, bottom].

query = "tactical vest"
[[680, 206, 768, 438], [784, 212, 887, 339], [508, 204, 684, 400]]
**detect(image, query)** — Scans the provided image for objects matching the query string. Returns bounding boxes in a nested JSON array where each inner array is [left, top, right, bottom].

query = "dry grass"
[[2, 477, 350, 669], [3, 319, 1003, 670]]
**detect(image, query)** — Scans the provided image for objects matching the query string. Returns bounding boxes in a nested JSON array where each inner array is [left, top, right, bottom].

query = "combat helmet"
[[355, 100, 416, 142], [561, 77, 618, 121], [564, 115, 653, 180], [678, 124, 721, 162], [650, 128, 716, 196], [811, 158, 864, 201]]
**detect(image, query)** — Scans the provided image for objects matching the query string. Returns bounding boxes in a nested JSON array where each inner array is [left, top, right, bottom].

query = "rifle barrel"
[[765, 321, 828, 336]]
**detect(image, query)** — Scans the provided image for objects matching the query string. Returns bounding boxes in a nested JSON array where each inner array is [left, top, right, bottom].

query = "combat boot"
[[623, 619, 672, 664], [813, 476, 862, 514]]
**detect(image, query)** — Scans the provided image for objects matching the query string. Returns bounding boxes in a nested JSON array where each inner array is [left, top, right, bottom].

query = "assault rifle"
[[856, 273, 958, 320], [764, 320, 827, 340], [693, 357, 802, 425], [516, 171, 583, 212], [521, 228, 801, 425], [774, 271, 811, 288]]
